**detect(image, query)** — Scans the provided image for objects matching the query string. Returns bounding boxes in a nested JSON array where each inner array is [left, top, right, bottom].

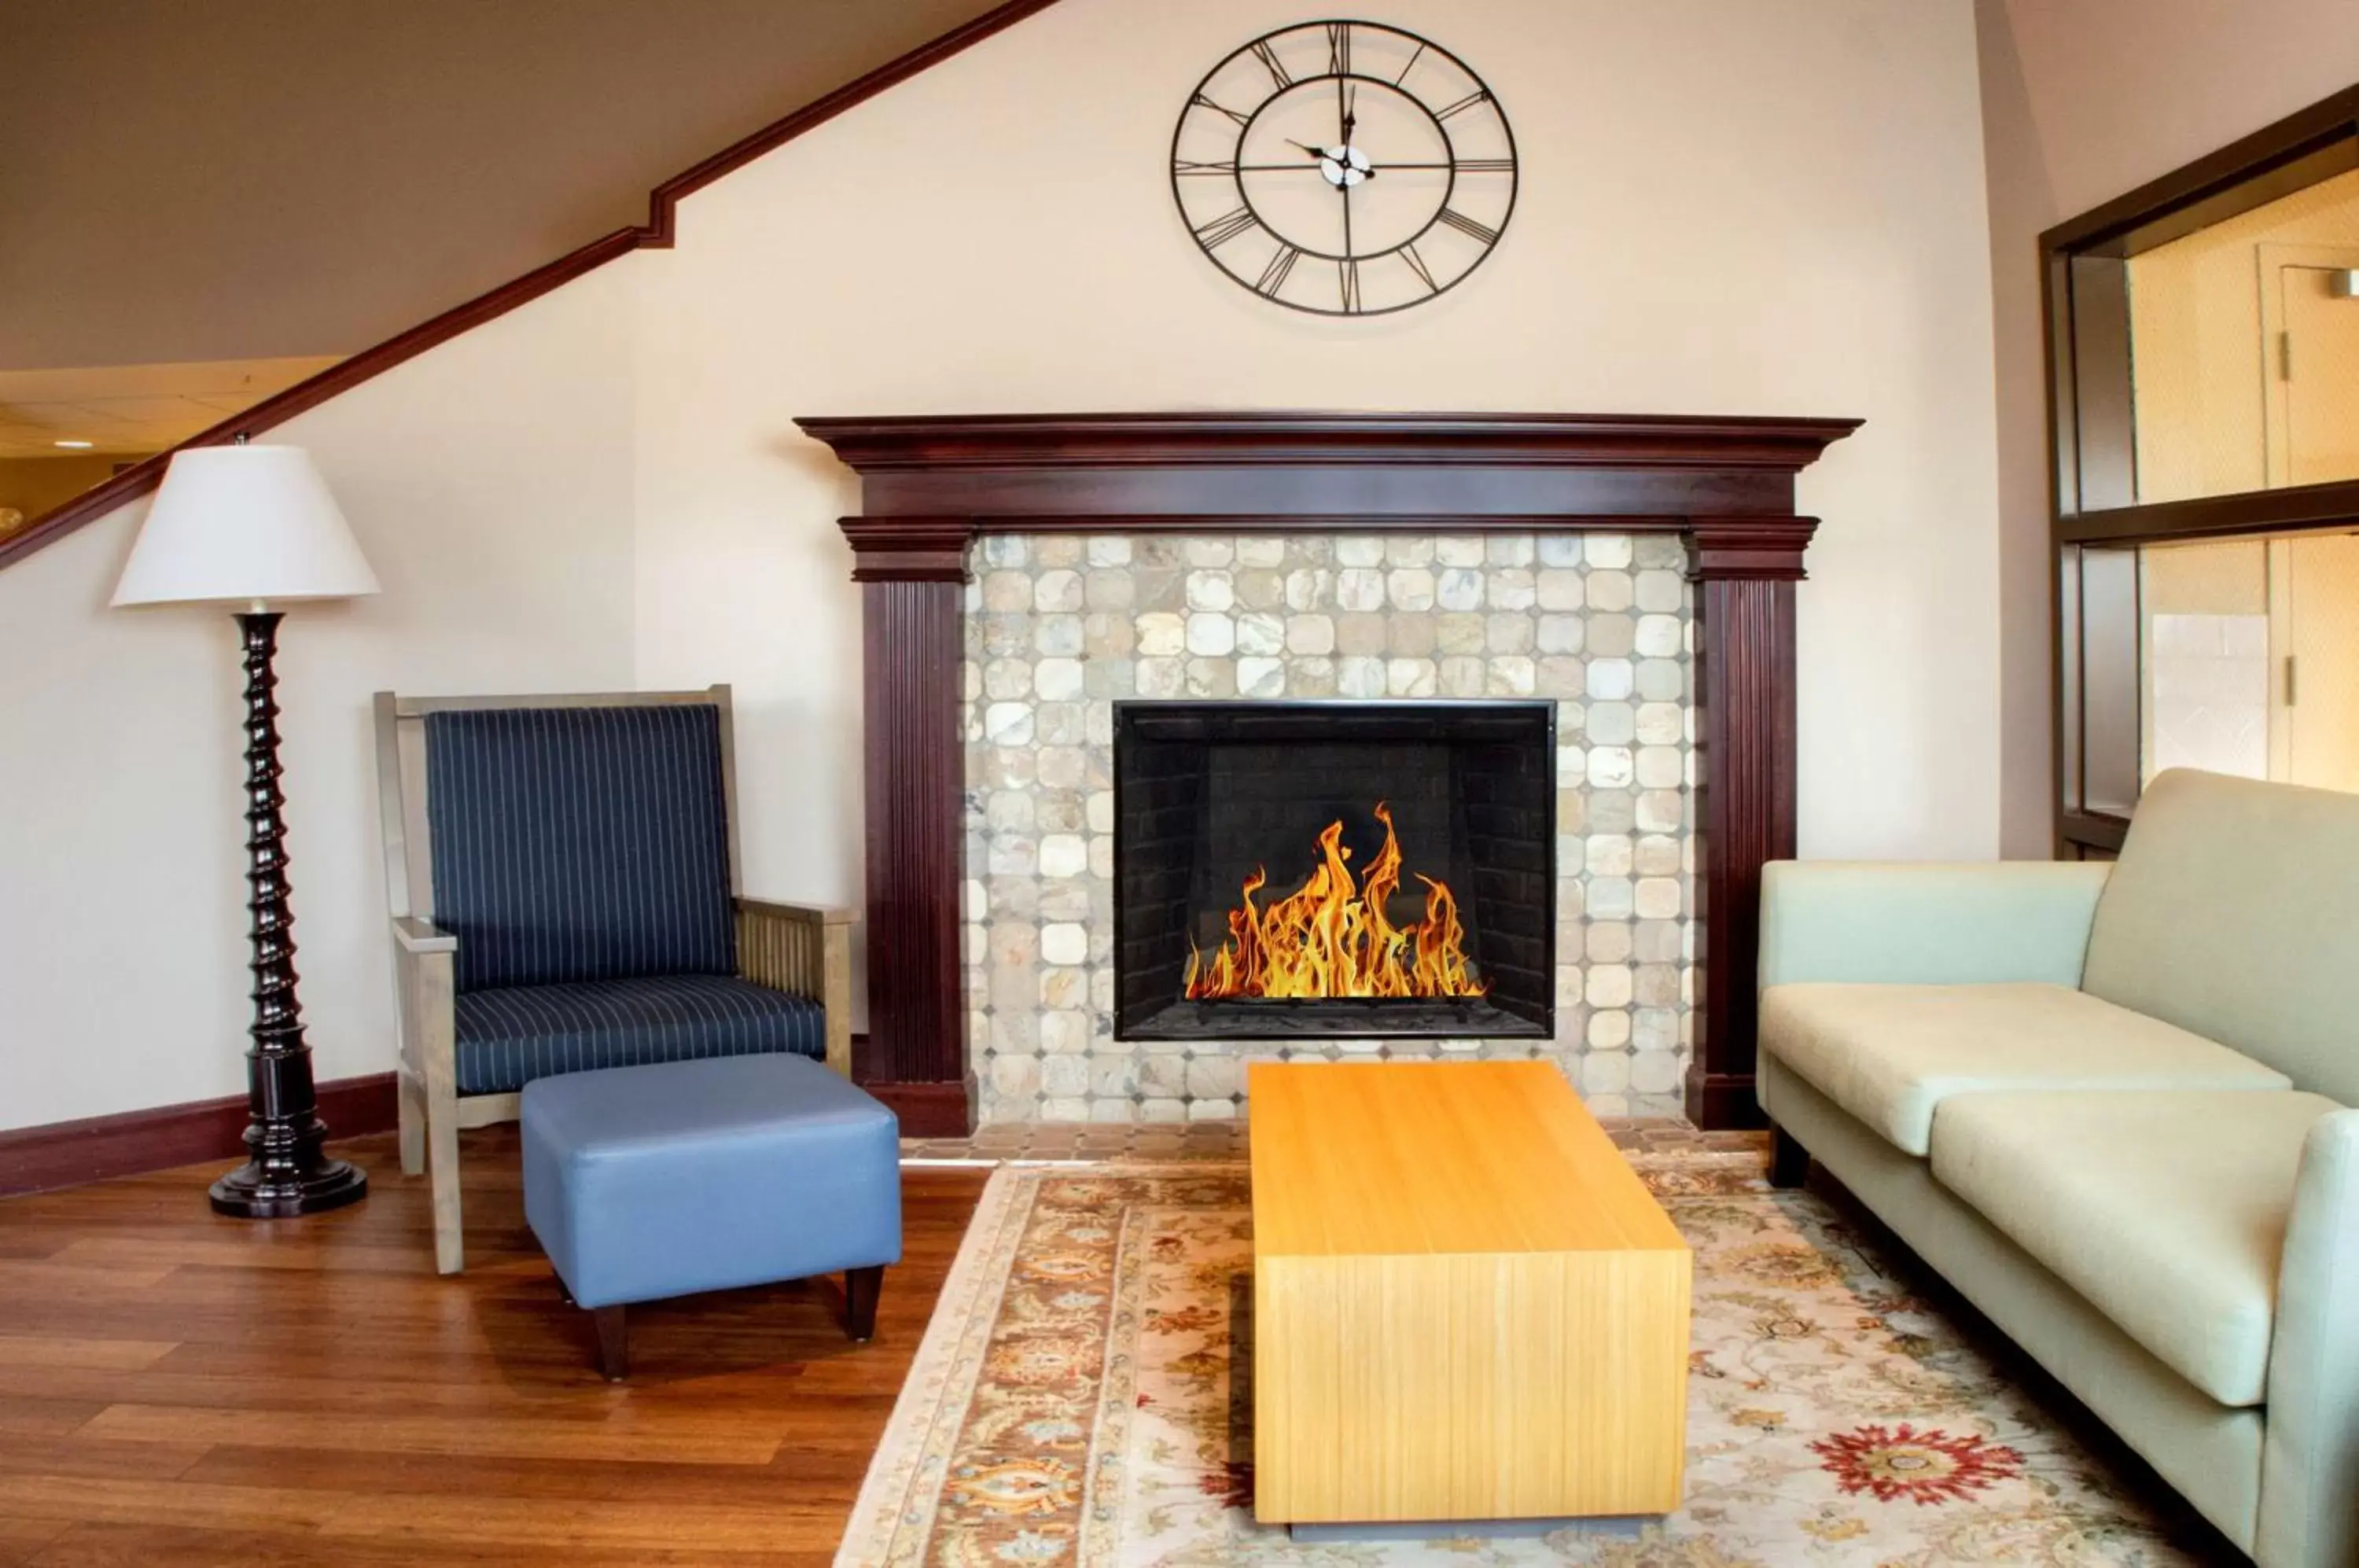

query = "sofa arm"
[[2261, 1108, 2359, 1568], [1759, 861, 2112, 988], [736, 897, 856, 1079]]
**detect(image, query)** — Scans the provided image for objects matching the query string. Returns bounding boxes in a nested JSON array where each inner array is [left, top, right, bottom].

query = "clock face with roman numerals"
[[1171, 20, 1516, 316]]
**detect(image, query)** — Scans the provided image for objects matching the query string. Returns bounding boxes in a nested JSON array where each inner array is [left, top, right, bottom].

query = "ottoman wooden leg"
[[592, 1305, 628, 1381], [1770, 1123, 1810, 1190], [845, 1265, 883, 1343]]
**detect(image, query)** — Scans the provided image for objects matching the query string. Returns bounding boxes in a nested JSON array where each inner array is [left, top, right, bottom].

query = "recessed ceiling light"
[[54, 439, 95, 450]]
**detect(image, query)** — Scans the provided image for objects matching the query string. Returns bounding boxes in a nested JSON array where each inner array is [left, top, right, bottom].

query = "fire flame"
[[1184, 802, 1486, 1000]]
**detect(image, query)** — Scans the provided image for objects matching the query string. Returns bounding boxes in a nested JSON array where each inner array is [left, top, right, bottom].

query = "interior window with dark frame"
[[2048, 84, 2359, 854]]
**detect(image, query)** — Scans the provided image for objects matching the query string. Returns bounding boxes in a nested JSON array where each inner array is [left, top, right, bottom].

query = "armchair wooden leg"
[[414, 948, 465, 1272], [1769, 1123, 1809, 1190], [396, 1069, 426, 1177], [425, 1100, 464, 1275], [845, 1265, 883, 1343], [592, 1305, 628, 1381]]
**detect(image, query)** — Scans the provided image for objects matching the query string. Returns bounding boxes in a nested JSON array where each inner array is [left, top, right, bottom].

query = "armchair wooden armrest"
[[392, 915, 458, 954], [736, 897, 858, 926], [734, 896, 859, 1078]]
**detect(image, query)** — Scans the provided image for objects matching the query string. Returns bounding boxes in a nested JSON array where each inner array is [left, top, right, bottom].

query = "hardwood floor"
[[0, 1128, 990, 1566]]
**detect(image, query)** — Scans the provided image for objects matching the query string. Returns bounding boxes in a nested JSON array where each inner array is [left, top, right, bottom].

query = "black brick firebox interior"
[[1113, 701, 1555, 1041]]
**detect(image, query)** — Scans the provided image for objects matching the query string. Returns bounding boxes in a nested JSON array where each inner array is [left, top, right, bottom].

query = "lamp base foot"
[[209, 1158, 368, 1219]]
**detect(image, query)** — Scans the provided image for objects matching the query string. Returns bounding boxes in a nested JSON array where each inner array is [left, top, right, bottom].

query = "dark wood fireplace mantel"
[[798, 411, 1860, 1134]]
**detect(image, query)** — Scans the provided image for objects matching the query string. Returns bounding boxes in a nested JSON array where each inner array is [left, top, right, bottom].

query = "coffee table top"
[[1248, 1061, 1687, 1259]]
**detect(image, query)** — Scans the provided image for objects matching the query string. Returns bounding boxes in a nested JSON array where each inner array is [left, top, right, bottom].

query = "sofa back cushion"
[[2081, 769, 2359, 1103], [424, 704, 737, 992]]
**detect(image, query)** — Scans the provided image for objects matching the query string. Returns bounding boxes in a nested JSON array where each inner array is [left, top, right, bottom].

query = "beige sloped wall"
[[0, 265, 645, 1132], [632, 0, 2007, 923], [0, 0, 2003, 1132]]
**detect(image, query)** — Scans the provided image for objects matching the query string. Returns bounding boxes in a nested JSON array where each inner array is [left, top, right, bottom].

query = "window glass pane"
[[2286, 534, 2359, 792], [2141, 539, 2269, 785], [2138, 534, 2359, 796], [2126, 167, 2359, 505], [2081, 546, 2143, 816]]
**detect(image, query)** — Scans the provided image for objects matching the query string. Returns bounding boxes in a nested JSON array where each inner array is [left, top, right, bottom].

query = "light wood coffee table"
[[1248, 1060, 1691, 1530]]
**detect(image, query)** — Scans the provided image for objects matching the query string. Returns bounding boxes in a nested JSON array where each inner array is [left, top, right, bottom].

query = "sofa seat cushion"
[[1930, 1090, 2344, 1407], [1760, 982, 2289, 1156], [453, 974, 824, 1096]]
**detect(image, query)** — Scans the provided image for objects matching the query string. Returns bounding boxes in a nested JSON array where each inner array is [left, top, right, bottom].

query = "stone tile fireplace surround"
[[799, 413, 1858, 1136], [960, 529, 1694, 1122]]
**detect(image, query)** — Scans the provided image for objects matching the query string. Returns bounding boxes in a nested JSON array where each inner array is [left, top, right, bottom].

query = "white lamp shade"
[[112, 444, 380, 608]]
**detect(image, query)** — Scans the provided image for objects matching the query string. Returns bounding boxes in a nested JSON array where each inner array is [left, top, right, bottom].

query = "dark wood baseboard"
[[0, 1072, 399, 1199], [1685, 1070, 1767, 1132], [859, 1080, 973, 1138]]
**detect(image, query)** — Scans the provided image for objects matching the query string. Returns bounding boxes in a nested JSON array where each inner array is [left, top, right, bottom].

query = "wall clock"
[[1170, 20, 1518, 317]]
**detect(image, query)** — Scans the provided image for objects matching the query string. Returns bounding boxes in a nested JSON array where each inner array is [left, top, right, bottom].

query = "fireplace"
[[1114, 701, 1555, 1041], [802, 411, 1860, 1132]]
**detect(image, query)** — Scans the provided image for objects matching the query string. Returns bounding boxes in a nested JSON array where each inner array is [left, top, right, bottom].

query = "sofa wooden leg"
[[592, 1305, 628, 1381], [1769, 1123, 1809, 1189], [845, 1265, 883, 1343]]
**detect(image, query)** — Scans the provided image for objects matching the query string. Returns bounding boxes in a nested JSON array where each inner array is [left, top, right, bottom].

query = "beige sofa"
[[1757, 769, 2358, 1568]]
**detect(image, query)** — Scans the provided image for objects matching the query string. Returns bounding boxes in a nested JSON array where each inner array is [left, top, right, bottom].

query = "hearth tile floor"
[[900, 1116, 1767, 1164]]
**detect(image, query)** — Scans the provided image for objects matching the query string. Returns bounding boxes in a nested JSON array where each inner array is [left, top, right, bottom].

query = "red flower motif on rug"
[[1809, 1423, 2023, 1505]]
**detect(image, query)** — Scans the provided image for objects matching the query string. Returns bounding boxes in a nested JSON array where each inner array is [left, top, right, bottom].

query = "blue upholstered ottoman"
[[521, 1053, 900, 1378]]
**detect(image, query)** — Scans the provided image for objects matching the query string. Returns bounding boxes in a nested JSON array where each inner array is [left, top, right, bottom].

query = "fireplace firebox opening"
[[1113, 701, 1555, 1041]]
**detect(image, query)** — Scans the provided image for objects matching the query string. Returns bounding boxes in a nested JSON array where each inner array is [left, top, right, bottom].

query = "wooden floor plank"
[[0, 1129, 988, 1562], [78, 1404, 790, 1467], [27, 1523, 827, 1568], [0, 1338, 178, 1373], [0, 1436, 214, 1483], [0, 1515, 69, 1568]]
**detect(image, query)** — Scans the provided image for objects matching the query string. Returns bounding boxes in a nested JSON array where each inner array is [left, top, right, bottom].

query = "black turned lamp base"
[[209, 1155, 368, 1219]]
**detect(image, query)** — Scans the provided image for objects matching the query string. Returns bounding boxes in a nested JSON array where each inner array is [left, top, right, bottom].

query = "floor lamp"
[[112, 442, 381, 1217]]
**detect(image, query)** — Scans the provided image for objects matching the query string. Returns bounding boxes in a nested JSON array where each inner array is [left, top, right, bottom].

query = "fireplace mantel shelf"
[[797, 410, 1860, 1134], [797, 410, 1861, 472]]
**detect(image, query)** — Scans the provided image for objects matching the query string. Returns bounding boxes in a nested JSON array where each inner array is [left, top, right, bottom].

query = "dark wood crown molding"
[[800, 410, 1862, 474], [800, 412, 1861, 532], [1687, 517, 1823, 580], [0, 0, 1063, 573], [843, 517, 978, 582]]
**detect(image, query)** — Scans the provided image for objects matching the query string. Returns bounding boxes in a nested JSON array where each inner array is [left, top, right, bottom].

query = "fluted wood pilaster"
[[849, 522, 976, 1135], [1687, 518, 1813, 1128]]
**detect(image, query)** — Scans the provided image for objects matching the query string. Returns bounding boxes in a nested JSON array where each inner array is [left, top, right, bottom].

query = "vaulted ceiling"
[[0, 0, 1016, 371]]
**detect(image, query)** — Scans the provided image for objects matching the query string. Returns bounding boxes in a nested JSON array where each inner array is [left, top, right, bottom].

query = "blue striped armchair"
[[373, 686, 855, 1273]]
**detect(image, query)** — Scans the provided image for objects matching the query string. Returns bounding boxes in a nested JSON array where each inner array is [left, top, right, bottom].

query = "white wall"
[[1976, 0, 2359, 854], [0, 0, 2004, 1132], [0, 265, 642, 1131], [635, 0, 2005, 904]]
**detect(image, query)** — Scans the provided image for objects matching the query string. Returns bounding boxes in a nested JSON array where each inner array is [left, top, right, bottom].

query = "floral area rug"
[[837, 1154, 2196, 1566]]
